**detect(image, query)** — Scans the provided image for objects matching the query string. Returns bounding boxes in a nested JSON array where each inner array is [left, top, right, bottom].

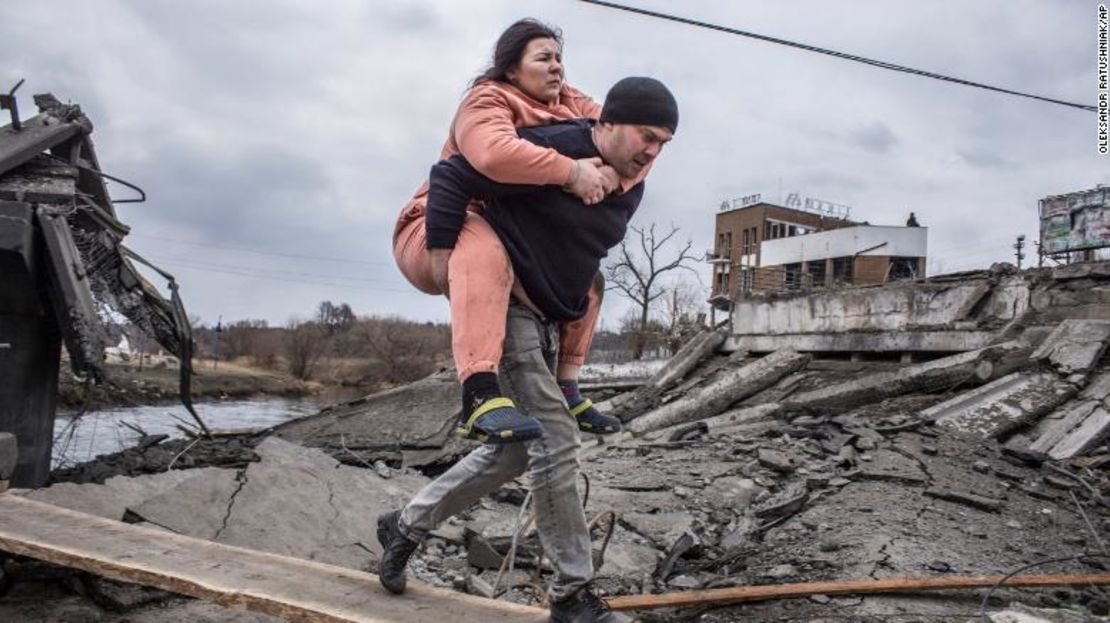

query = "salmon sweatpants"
[[394, 213, 601, 381]]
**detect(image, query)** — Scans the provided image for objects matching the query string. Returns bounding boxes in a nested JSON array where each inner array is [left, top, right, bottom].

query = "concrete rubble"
[[2, 262, 1110, 622]]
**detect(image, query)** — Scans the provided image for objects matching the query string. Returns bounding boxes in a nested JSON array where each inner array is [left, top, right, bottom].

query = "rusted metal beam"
[[604, 573, 1110, 611]]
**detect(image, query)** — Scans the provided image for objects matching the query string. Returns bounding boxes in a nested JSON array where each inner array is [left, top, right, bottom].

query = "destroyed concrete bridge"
[[2, 259, 1107, 621]]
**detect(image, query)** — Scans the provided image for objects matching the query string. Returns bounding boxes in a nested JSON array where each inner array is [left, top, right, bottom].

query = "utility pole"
[[1014, 235, 1026, 269], [213, 315, 222, 370]]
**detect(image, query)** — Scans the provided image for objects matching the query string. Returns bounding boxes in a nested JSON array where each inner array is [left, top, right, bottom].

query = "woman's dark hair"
[[473, 18, 563, 87]]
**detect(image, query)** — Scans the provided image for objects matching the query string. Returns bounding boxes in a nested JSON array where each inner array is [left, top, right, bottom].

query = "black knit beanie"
[[599, 77, 678, 133]]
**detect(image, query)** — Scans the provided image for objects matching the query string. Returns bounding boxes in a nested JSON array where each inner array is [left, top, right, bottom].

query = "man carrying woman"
[[384, 19, 679, 621], [392, 18, 638, 444]]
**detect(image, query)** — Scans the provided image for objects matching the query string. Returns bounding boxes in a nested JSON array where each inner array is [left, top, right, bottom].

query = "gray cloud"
[[1, 0, 1105, 327], [958, 147, 1011, 170], [848, 121, 898, 154]]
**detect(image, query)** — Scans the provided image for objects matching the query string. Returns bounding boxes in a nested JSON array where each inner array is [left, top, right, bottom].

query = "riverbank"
[[57, 360, 317, 411]]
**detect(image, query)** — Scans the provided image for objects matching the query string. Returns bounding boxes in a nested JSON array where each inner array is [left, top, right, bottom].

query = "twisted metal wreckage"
[[0, 83, 206, 488]]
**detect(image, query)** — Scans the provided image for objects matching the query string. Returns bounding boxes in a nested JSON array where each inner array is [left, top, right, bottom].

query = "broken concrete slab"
[[753, 481, 809, 522], [757, 448, 795, 474], [925, 371, 1078, 438], [272, 370, 472, 467], [596, 525, 660, 579], [620, 511, 695, 548], [129, 438, 428, 570], [725, 330, 999, 354], [22, 468, 217, 520], [987, 602, 1109, 622], [923, 488, 1003, 512], [1047, 404, 1110, 460], [128, 468, 243, 535], [585, 485, 684, 516], [462, 501, 528, 543], [1031, 319, 1110, 376], [642, 403, 780, 442], [701, 477, 762, 513], [646, 329, 725, 392], [730, 279, 996, 336], [787, 341, 1029, 412], [628, 351, 809, 434], [855, 449, 929, 486], [1080, 369, 1110, 401], [1029, 400, 1102, 455]]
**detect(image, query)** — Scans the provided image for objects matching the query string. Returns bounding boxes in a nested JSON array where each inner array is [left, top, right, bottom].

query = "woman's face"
[[506, 37, 563, 103]]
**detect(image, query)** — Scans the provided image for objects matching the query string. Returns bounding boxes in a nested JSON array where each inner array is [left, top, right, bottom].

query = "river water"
[[52, 396, 338, 469]]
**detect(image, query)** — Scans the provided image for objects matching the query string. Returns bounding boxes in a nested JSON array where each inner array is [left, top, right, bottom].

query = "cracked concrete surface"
[[128, 438, 428, 570]]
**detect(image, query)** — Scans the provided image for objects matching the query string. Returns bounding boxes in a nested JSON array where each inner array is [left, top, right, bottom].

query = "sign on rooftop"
[[720, 194, 762, 211], [1039, 185, 1110, 254], [784, 193, 853, 219], [719, 192, 854, 219]]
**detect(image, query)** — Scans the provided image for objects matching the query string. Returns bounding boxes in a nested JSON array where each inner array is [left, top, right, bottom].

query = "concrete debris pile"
[[2, 262, 1110, 622]]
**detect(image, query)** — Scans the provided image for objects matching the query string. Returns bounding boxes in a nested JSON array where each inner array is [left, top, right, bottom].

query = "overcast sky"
[[4, 1, 1106, 329]]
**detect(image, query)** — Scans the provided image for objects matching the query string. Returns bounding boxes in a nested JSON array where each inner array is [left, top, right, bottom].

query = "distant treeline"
[[182, 299, 703, 387], [189, 301, 452, 388]]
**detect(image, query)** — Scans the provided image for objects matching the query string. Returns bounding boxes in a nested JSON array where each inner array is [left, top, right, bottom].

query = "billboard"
[[1039, 185, 1110, 254]]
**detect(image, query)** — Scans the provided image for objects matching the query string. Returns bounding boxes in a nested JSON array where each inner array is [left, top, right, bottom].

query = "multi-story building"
[[708, 196, 927, 308]]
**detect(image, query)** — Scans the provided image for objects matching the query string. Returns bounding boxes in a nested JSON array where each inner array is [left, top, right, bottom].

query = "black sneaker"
[[376, 510, 419, 594], [550, 585, 634, 623]]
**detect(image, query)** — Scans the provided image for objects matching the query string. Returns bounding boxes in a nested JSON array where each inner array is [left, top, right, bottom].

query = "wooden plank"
[[0, 495, 546, 623], [604, 573, 1110, 611]]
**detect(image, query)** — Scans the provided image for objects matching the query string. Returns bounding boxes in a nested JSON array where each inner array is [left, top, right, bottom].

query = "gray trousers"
[[399, 303, 592, 599]]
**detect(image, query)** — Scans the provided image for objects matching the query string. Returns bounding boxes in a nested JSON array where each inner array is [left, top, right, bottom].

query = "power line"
[[130, 233, 390, 266], [579, 0, 1096, 112], [141, 256, 419, 294], [142, 254, 398, 285]]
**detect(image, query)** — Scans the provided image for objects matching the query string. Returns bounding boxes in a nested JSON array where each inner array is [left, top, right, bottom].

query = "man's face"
[[595, 123, 673, 179]]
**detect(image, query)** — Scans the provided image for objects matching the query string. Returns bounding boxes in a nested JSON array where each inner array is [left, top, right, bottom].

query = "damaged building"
[[2, 257, 1108, 622], [708, 195, 927, 309]]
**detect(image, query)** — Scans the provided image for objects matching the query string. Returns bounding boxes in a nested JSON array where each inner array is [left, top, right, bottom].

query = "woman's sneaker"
[[458, 372, 543, 444], [456, 395, 543, 444], [559, 380, 622, 435]]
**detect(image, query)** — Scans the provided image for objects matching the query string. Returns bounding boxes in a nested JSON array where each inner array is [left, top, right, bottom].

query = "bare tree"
[[284, 318, 325, 380], [606, 223, 699, 359], [658, 281, 704, 355], [358, 316, 451, 385], [316, 300, 356, 335], [222, 319, 268, 361]]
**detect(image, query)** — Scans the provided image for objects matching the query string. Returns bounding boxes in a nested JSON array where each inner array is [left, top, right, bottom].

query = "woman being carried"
[[393, 19, 630, 443]]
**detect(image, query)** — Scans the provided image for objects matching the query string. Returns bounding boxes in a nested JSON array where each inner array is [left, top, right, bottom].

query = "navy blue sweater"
[[425, 120, 645, 322]]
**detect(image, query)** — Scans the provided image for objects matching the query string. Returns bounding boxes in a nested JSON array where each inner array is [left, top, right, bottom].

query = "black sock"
[[462, 372, 501, 413]]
